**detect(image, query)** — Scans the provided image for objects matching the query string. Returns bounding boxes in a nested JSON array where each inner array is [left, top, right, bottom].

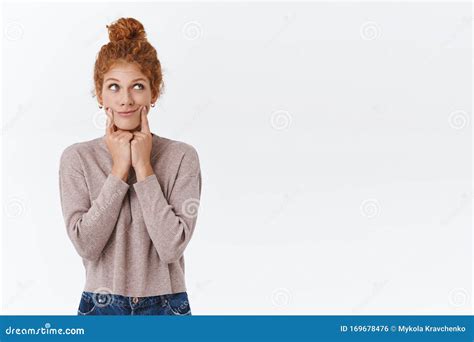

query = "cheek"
[[135, 92, 151, 103], [100, 90, 113, 104]]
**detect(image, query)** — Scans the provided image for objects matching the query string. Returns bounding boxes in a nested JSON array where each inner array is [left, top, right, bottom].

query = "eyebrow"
[[104, 77, 147, 83]]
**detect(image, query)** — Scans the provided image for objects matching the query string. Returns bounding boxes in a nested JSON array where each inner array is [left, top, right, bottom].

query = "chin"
[[116, 120, 140, 131]]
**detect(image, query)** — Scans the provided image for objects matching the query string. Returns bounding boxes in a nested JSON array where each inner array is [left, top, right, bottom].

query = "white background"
[[1, 1, 472, 315]]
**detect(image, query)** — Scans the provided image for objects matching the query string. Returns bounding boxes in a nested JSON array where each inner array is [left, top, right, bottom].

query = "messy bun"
[[93, 17, 164, 101], [107, 17, 147, 42]]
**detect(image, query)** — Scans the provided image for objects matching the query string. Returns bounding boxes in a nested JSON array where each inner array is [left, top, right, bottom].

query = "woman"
[[58, 17, 202, 315]]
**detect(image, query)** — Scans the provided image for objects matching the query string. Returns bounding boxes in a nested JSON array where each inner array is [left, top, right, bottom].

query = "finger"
[[140, 106, 151, 133], [105, 108, 111, 130], [116, 131, 134, 141], [105, 108, 116, 135]]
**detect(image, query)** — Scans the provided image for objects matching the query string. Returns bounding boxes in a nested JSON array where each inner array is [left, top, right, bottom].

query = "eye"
[[108, 83, 119, 91], [107, 83, 144, 91]]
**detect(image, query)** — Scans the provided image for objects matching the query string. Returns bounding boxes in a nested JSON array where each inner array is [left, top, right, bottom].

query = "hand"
[[104, 107, 134, 182], [131, 105, 154, 181]]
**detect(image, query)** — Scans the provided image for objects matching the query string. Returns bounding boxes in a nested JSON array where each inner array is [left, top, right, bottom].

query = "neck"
[[130, 125, 141, 133], [122, 124, 143, 133]]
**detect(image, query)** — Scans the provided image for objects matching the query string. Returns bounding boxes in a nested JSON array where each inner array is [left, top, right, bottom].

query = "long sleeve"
[[133, 147, 202, 263], [59, 146, 130, 261]]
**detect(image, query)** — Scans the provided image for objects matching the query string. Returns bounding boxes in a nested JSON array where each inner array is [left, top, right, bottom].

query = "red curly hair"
[[93, 17, 164, 102]]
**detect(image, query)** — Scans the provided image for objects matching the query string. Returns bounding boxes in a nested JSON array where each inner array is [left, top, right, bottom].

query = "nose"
[[119, 89, 135, 107]]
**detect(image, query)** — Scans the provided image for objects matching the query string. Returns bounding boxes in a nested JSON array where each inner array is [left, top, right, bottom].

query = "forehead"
[[104, 62, 147, 81]]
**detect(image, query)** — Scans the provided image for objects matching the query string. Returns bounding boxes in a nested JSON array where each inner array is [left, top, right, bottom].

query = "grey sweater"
[[58, 133, 201, 297]]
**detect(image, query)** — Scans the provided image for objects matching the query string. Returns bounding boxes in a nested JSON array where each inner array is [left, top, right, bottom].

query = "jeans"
[[77, 291, 192, 316]]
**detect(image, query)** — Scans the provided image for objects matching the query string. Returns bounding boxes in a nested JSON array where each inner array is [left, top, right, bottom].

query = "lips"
[[117, 109, 137, 117]]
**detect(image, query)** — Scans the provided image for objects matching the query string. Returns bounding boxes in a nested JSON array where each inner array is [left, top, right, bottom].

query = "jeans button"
[[132, 297, 139, 304]]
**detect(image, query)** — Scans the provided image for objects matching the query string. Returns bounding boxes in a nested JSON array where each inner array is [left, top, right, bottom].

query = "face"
[[99, 61, 156, 131]]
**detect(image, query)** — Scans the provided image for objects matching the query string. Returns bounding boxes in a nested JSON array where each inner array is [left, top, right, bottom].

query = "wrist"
[[135, 163, 154, 182], [111, 164, 129, 182]]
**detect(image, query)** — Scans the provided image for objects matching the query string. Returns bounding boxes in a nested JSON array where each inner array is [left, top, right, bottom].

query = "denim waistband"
[[82, 291, 185, 308]]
